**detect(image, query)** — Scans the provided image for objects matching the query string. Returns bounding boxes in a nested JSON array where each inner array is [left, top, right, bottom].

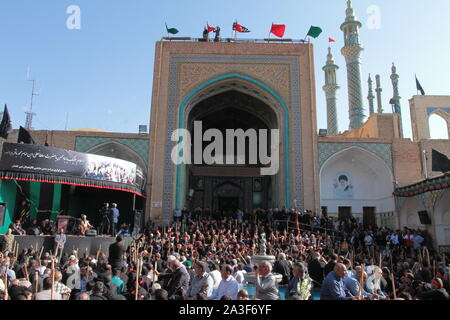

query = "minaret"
[[322, 47, 340, 135], [390, 63, 403, 137], [341, 0, 365, 130], [367, 74, 375, 115], [375, 75, 383, 113]]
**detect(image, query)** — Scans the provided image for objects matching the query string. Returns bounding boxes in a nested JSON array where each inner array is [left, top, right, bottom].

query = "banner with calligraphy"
[[0, 143, 145, 196]]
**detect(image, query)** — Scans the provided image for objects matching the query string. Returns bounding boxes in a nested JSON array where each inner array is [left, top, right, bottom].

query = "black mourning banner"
[[17, 126, 36, 144], [432, 149, 450, 173], [0, 143, 145, 194], [1, 142, 86, 175]]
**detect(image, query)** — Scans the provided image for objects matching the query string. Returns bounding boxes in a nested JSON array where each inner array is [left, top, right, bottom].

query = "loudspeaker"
[[418, 211, 432, 225], [132, 210, 144, 236], [85, 229, 98, 237], [0, 203, 6, 227]]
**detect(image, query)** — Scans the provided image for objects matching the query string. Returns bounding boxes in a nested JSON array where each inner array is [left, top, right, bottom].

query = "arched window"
[[429, 113, 449, 139]]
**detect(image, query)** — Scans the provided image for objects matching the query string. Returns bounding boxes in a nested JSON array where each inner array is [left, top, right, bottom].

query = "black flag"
[[415, 76, 425, 95], [18, 126, 36, 144], [432, 149, 450, 173], [0, 104, 13, 139]]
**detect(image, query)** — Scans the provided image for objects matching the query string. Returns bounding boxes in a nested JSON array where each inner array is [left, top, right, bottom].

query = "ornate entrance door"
[[213, 182, 244, 214]]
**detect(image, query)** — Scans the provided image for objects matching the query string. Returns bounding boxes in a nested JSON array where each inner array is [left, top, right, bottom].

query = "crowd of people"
[[9, 201, 123, 238], [84, 160, 137, 186], [0, 207, 449, 301]]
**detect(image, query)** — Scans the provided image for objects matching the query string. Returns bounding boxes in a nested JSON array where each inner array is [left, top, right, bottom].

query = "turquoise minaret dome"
[[323, 47, 340, 135], [341, 0, 365, 130]]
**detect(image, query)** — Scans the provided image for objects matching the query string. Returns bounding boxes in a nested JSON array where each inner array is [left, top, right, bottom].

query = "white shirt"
[[1, 267, 16, 281], [413, 235, 424, 249], [209, 275, 239, 300], [390, 234, 399, 245], [364, 235, 373, 246], [233, 270, 246, 287], [209, 270, 222, 290]]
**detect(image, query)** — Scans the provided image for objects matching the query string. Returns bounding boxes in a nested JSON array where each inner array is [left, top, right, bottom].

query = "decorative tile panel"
[[75, 137, 149, 163], [426, 107, 450, 116], [318, 142, 393, 170]]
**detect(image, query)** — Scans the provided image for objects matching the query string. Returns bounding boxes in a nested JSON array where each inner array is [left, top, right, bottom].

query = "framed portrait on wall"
[[333, 172, 353, 198]]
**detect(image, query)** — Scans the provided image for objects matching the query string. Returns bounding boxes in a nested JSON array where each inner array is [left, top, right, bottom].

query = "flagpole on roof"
[[303, 29, 309, 42], [415, 74, 419, 95], [231, 20, 233, 39], [268, 23, 272, 42]]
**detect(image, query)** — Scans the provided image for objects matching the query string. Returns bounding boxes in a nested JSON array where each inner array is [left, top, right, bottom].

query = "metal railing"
[[273, 219, 346, 241]]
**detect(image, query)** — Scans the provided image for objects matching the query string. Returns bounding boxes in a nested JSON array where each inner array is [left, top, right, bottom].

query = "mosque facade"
[[1, 1, 449, 250]]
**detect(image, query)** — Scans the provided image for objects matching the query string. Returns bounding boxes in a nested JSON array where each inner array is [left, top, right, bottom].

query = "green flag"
[[307, 26, 322, 38], [165, 23, 179, 35]]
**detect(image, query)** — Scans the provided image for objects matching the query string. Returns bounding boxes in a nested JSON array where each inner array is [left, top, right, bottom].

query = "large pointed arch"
[[174, 73, 291, 209], [319, 146, 395, 216], [428, 110, 450, 140], [319, 146, 393, 179], [86, 141, 147, 175]]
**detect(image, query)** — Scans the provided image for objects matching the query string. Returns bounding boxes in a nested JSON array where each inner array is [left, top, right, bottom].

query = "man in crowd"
[[99, 203, 111, 236], [320, 263, 352, 300], [108, 235, 125, 271], [210, 265, 239, 300], [308, 252, 326, 287], [255, 261, 279, 300], [34, 277, 62, 300], [185, 261, 214, 299], [54, 228, 67, 262], [273, 253, 291, 285], [109, 203, 120, 237], [54, 271, 71, 298], [163, 259, 190, 299], [287, 262, 312, 300]]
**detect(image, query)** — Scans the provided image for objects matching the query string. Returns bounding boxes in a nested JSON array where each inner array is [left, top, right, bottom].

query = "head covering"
[[185, 260, 192, 267], [431, 278, 443, 288]]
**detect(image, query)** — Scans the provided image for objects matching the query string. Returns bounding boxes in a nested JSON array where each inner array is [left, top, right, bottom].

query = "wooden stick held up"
[[391, 273, 397, 300], [34, 271, 39, 295], [359, 264, 365, 299], [4, 272, 8, 301], [135, 256, 141, 301], [50, 257, 55, 300], [23, 264, 29, 282]]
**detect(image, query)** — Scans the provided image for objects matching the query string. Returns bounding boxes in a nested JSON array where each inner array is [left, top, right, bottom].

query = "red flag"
[[233, 22, 251, 33], [270, 23, 286, 38], [328, 37, 336, 43], [207, 24, 216, 33], [233, 22, 243, 33]]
